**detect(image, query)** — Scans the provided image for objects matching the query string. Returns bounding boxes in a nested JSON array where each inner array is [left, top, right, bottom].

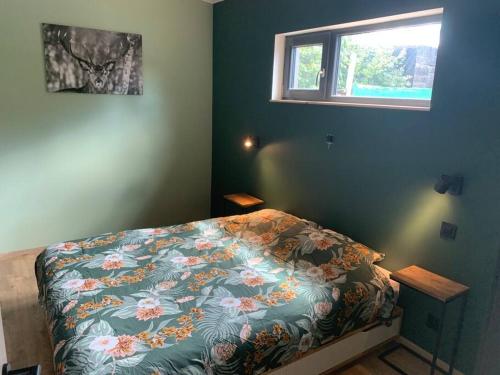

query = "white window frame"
[[271, 8, 444, 111]]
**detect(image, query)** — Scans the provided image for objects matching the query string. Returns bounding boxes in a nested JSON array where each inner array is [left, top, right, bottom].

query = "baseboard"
[[397, 336, 465, 375]]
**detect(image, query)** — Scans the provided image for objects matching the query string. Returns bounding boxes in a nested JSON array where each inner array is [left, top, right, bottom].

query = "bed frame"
[[268, 312, 402, 375], [0, 305, 6, 367]]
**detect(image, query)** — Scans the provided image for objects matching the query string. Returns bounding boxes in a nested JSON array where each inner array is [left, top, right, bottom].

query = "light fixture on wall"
[[434, 175, 464, 195], [243, 136, 260, 150]]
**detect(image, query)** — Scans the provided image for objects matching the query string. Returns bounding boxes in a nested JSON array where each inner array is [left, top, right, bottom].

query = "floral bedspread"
[[36, 209, 395, 375]]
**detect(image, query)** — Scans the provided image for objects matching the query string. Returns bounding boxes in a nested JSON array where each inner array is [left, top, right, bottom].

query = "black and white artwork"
[[42, 23, 143, 95]]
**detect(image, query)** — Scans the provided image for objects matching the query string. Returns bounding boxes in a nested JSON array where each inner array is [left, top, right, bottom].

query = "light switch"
[[440, 222, 458, 240]]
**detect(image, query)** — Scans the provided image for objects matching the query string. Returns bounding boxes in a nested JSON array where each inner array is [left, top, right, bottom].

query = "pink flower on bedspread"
[[202, 228, 220, 237], [185, 257, 203, 266], [136, 306, 164, 321], [269, 268, 284, 274], [243, 276, 265, 287], [195, 239, 215, 251], [79, 279, 101, 291], [239, 297, 258, 312], [314, 302, 332, 319], [61, 278, 101, 292], [102, 254, 124, 270], [306, 267, 325, 280], [171, 256, 203, 266], [136, 298, 164, 320], [138, 298, 160, 309], [211, 343, 237, 365], [62, 279, 85, 290], [62, 300, 77, 314], [107, 335, 137, 357], [332, 288, 341, 301], [122, 244, 141, 252], [89, 336, 118, 352], [247, 257, 264, 266], [298, 333, 313, 352], [54, 242, 81, 253], [240, 270, 259, 278], [140, 228, 170, 236], [320, 264, 340, 280], [240, 323, 252, 343], [158, 280, 177, 290], [220, 297, 241, 309], [45, 256, 58, 267], [176, 296, 195, 304], [309, 232, 335, 250], [240, 269, 264, 287]]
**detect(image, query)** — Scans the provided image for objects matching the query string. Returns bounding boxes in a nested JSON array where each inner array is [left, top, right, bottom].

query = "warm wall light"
[[243, 136, 260, 150], [434, 175, 464, 195]]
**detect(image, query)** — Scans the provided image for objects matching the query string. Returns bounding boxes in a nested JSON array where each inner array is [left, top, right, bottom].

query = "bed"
[[35, 209, 397, 375]]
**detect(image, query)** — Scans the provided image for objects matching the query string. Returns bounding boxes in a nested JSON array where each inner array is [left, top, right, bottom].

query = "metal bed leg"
[[378, 342, 448, 375], [447, 295, 468, 375], [430, 303, 447, 375]]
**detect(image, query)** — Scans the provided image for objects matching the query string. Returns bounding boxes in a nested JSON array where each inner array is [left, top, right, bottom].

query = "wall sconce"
[[434, 175, 464, 195], [243, 136, 260, 150]]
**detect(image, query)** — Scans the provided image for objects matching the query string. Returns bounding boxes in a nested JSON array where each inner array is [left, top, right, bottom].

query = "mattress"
[[35, 209, 395, 375]]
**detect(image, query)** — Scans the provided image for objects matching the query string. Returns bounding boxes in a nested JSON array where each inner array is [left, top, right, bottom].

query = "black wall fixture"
[[434, 175, 464, 195], [326, 134, 335, 150]]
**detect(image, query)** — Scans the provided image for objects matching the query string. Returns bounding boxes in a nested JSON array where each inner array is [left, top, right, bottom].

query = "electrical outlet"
[[440, 222, 458, 240], [426, 313, 440, 331]]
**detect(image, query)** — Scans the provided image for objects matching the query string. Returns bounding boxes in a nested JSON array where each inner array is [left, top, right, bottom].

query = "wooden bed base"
[[267, 314, 402, 375]]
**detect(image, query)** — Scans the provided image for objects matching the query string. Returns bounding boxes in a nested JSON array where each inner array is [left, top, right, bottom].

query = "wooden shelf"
[[224, 193, 264, 208], [391, 265, 469, 303]]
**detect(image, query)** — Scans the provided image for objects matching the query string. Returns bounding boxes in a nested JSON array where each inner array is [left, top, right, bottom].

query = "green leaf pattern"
[[36, 209, 394, 374]]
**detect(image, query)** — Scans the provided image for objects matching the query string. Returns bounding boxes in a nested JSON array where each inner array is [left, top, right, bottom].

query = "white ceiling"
[[201, 0, 224, 4]]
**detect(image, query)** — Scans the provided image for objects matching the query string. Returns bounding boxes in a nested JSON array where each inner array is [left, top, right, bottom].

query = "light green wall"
[[0, 0, 213, 252]]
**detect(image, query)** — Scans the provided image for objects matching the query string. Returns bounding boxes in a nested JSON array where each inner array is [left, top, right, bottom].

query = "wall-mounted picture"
[[42, 23, 143, 95]]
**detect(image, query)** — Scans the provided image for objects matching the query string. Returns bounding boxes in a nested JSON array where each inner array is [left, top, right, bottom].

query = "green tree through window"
[[336, 36, 410, 94], [291, 44, 323, 90]]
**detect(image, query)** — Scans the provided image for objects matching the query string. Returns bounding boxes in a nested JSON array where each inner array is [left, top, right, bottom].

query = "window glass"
[[289, 44, 323, 90], [335, 23, 441, 100]]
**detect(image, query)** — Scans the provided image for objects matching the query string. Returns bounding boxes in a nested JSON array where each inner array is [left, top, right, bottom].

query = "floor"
[[0, 249, 428, 375], [0, 249, 53, 373]]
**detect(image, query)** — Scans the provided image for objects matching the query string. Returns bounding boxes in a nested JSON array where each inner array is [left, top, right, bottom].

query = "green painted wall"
[[0, 0, 213, 252], [212, 0, 500, 374]]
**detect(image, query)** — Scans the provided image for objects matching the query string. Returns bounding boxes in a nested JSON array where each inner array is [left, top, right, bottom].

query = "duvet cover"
[[35, 209, 395, 375]]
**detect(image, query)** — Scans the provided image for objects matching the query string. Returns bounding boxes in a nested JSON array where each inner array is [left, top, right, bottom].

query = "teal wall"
[[212, 1, 500, 374], [0, 0, 213, 252]]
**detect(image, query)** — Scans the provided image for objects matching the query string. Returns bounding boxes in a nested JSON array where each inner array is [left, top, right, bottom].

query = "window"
[[290, 44, 323, 90], [278, 10, 443, 110], [283, 33, 330, 100]]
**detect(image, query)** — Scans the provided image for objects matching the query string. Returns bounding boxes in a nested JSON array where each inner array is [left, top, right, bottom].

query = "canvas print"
[[42, 23, 143, 95]]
